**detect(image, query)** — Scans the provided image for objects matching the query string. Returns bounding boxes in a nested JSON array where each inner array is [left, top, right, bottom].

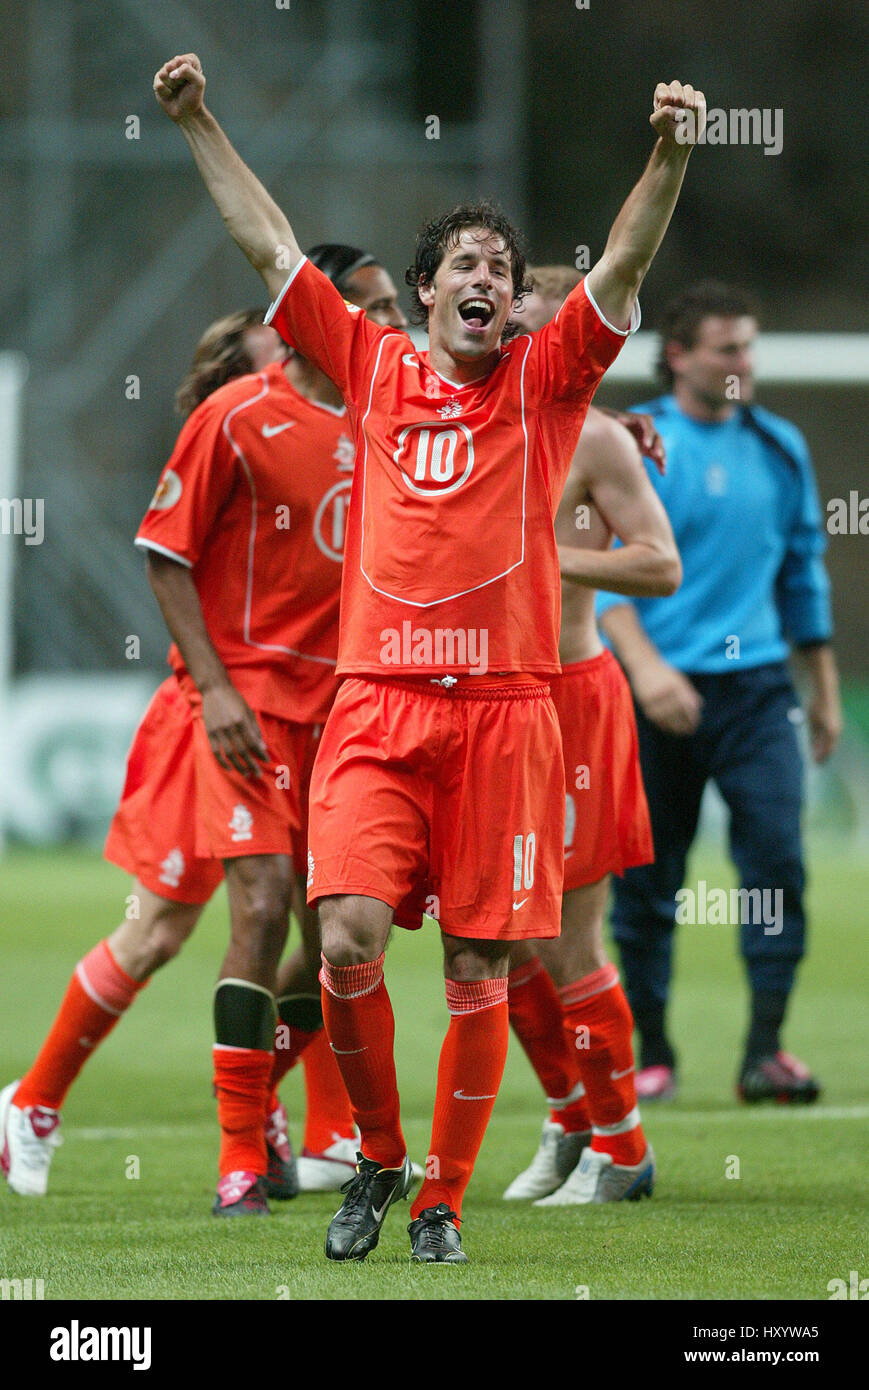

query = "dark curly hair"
[[405, 200, 532, 336], [657, 281, 759, 389]]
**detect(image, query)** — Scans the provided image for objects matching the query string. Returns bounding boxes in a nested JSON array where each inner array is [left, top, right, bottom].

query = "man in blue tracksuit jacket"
[[596, 282, 841, 1103]]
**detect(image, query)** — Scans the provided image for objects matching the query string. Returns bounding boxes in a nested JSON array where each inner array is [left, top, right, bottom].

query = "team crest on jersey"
[[149, 468, 182, 511], [229, 804, 254, 842], [333, 434, 355, 470], [437, 397, 463, 420], [158, 847, 185, 888]]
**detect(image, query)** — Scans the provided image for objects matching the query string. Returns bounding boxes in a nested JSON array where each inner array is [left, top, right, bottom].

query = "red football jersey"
[[265, 258, 636, 676], [135, 361, 354, 723]]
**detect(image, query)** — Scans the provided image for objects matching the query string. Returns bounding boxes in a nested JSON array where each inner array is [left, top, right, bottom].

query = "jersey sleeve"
[[134, 391, 240, 568], [264, 256, 385, 405], [527, 278, 640, 409]]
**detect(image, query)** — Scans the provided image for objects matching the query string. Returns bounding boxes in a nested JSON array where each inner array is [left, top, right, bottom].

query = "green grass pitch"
[[0, 845, 867, 1302]]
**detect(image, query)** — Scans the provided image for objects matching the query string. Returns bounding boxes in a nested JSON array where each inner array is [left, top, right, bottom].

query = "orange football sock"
[[508, 957, 591, 1133], [213, 1046, 274, 1176], [560, 963, 646, 1166], [410, 978, 509, 1222], [302, 1027, 356, 1151], [320, 953, 405, 1168], [270, 1022, 318, 1091], [15, 940, 144, 1111]]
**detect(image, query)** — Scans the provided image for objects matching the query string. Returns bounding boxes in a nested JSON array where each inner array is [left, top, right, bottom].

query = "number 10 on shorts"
[[513, 833, 536, 892]]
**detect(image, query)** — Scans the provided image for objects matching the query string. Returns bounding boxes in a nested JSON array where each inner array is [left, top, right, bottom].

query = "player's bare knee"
[[145, 915, 195, 967], [233, 892, 289, 951], [109, 896, 201, 978], [443, 935, 511, 982], [318, 895, 391, 966], [227, 859, 293, 939]]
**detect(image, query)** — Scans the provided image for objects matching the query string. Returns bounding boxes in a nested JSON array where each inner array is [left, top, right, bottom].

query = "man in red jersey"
[[154, 52, 706, 1260], [502, 266, 677, 1205], [1, 252, 409, 1215]]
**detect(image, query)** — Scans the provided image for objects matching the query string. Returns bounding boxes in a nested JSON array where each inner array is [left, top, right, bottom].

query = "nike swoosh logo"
[[401, 353, 419, 368], [512, 899, 528, 911], [610, 1066, 634, 1081], [330, 1045, 368, 1055], [371, 1197, 392, 1222], [453, 1090, 497, 1101], [261, 421, 297, 437]]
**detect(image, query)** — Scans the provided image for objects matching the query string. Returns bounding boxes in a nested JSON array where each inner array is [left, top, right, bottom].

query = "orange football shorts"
[[553, 651, 653, 891], [191, 708, 321, 870], [105, 677, 225, 903], [306, 674, 565, 940]]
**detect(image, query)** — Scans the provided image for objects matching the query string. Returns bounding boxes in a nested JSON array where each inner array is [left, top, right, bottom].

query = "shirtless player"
[[504, 265, 679, 1205]]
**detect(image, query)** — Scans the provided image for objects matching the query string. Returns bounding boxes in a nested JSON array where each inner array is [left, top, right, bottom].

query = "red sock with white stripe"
[[410, 977, 509, 1221], [14, 940, 144, 1110], [320, 953, 405, 1168], [559, 963, 646, 1166], [508, 956, 591, 1132]]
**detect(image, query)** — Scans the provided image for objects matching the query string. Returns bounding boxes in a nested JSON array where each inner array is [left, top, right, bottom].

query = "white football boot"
[[534, 1143, 655, 1206], [297, 1135, 423, 1191], [0, 1081, 63, 1196], [296, 1136, 359, 1192], [503, 1118, 592, 1200]]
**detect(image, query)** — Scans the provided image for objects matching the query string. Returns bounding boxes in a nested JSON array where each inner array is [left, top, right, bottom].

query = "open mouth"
[[458, 297, 495, 331]]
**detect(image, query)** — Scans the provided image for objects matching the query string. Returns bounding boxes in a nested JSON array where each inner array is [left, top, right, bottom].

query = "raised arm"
[[586, 80, 706, 331], [153, 54, 301, 300]]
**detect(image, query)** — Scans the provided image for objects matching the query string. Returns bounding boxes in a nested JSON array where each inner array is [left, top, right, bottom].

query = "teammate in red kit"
[[1, 250, 409, 1214], [155, 52, 706, 1260], [501, 265, 678, 1204]]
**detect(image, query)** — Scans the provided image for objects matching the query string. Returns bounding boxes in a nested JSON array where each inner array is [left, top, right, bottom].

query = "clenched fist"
[[154, 53, 206, 122], [650, 80, 707, 148]]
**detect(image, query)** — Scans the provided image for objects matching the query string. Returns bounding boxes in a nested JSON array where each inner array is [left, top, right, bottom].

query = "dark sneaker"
[[325, 1153, 413, 1261], [212, 1169, 270, 1216], [408, 1203, 469, 1264], [264, 1101, 299, 1200], [738, 1051, 821, 1104]]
